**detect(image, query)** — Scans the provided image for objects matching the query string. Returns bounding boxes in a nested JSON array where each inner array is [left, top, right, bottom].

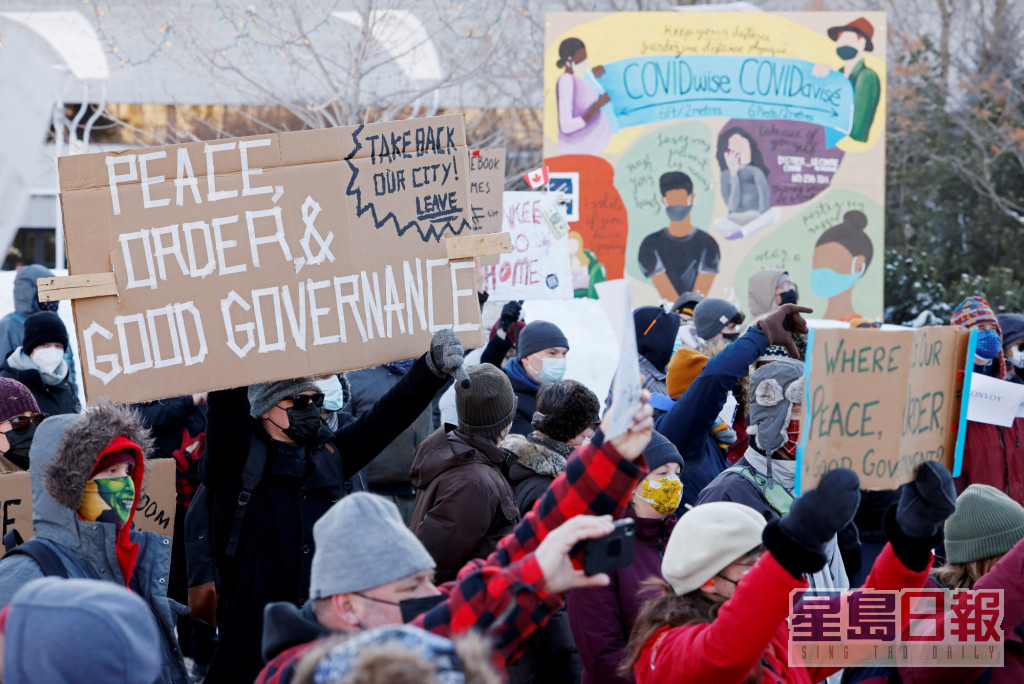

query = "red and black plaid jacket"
[[256, 437, 647, 684]]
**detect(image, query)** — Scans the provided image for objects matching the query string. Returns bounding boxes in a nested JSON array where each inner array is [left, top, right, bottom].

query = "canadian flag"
[[523, 165, 550, 189]]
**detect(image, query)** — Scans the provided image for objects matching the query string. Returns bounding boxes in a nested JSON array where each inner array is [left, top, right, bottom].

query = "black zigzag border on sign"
[[344, 123, 472, 243]]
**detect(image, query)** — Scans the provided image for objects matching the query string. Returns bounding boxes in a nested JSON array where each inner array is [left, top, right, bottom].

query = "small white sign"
[[595, 279, 643, 440], [966, 373, 1024, 427]]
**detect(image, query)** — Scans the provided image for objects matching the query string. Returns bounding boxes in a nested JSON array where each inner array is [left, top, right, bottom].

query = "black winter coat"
[[345, 365, 433, 492], [0, 362, 79, 417], [504, 365, 540, 437], [201, 356, 446, 684]]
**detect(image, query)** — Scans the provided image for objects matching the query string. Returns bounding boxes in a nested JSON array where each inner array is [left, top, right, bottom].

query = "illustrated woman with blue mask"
[[503, 321, 571, 436], [809, 210, 873, 321]]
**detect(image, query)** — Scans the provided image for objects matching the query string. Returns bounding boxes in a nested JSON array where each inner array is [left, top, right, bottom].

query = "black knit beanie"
[[22, 312, 69, 355], [634, 306, 681, 373]]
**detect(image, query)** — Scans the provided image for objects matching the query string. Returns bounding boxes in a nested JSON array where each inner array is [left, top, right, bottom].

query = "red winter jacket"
[[634, 544, 931, 684], [957, 418, 1024, 506]]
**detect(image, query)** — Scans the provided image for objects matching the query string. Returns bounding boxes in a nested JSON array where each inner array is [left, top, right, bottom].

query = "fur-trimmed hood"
[[501, 432, 570, 479], [30, 401, 153, 548]]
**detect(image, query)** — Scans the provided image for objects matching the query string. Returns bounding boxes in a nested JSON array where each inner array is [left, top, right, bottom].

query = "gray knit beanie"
[[642, 430, 684, 472], [944, 485, 1024, 564], [747, 359, 805, 454], [693, 298, 743, 340], [309, 493, 436, 598], [517, 321, 569, 360], [456, 364, 517, 440], [248, 377, 321, 418]]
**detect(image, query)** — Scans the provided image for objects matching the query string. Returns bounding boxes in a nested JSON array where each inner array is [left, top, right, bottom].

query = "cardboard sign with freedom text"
[[0, 458, 176, 559], [796, 326, 973, 493], [57, 115, 485, 404]]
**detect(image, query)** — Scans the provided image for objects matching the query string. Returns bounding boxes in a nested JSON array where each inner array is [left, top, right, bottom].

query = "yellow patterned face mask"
[[638, 474, 682, 515]]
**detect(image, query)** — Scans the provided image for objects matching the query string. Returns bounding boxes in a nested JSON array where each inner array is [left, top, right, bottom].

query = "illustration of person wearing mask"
[[813, 17, 881, 143], [555, 37, 612, 155], [809, 210, 873, 321], [712, 127, 781, 240], [638, 171, 721, 302]]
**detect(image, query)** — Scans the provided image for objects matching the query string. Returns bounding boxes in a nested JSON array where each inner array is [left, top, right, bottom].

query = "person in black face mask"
[[0, 377, 45, 472], [200, 328, 472, 684]]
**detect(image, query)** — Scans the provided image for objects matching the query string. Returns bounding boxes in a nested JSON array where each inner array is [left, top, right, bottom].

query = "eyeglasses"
[[856, 321, 883, 329], [279, 393, 325, 410], [1, 413, 46, 433]]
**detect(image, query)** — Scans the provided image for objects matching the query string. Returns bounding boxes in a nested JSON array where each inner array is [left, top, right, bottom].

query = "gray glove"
[[896, 461, 956, 540], [425, 328, 470, 388]]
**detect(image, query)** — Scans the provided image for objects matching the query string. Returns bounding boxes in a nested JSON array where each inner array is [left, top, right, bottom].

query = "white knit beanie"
[[661, 502, 767, 595]]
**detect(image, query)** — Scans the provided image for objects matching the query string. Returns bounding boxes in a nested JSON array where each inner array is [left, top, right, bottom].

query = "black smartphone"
[[578, 519, 635, 576]]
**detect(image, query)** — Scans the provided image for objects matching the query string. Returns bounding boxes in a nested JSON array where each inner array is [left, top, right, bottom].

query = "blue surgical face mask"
[[975, 329, 1003, 361], [836, 45, 859, 60], [537, 357, 567, 383], [316, 375, 345, 411], [666, 204, 692, 222], [671, 334, 684, 357], [809, 261, 865, 299]]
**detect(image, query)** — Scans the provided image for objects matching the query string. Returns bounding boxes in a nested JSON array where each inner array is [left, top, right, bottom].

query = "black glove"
[[763, 468, 861, 579], [896, 461, 956, 539], [756, 304, 813, 359], [882, 461, 956, 572], [498, 300, 522, 333]]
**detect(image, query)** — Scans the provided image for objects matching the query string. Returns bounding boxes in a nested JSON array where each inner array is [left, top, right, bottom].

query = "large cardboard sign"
[[544, 12, 886, 319], [57, 115, 485, 404], [0, 458, 175, 559], [797, 326, 973, 493], [482, 192, 573, 300]]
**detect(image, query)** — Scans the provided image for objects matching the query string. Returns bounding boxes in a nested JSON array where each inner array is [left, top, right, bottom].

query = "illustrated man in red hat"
[[813, 17, 881, 143]]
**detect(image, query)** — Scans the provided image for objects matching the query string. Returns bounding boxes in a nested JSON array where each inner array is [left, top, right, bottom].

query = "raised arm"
[[334, 330, 463, 475], [478, 397, 653, 570]]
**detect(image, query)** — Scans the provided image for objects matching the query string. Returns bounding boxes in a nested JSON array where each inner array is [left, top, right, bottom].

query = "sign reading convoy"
[[57, 115, 485, 404], [796, 326, 973, 493]]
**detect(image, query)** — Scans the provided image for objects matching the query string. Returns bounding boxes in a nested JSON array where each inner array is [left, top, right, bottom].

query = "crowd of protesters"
[[0, 263, 1021, 684]]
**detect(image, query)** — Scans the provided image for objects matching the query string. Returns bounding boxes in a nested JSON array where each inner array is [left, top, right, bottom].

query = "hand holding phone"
[[573, 518, 635, 576]]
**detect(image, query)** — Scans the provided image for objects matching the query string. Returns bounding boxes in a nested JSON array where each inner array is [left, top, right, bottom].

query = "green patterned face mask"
[[79, 476, 135, 528]]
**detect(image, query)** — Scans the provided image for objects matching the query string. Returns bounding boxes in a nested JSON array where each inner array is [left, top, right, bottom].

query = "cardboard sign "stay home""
[[57, 115, 486, 404]]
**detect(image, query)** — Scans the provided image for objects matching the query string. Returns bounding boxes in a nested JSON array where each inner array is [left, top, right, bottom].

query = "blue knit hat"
[[517, 321, 569, 360], [643, 430, 684, 472], [998, 313, 1024, 349]]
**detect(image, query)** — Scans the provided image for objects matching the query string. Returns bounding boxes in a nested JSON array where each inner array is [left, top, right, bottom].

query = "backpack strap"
[[224, 434, 268, 560], [722, 464, 795, 516], [2, 539, 69, 579]]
